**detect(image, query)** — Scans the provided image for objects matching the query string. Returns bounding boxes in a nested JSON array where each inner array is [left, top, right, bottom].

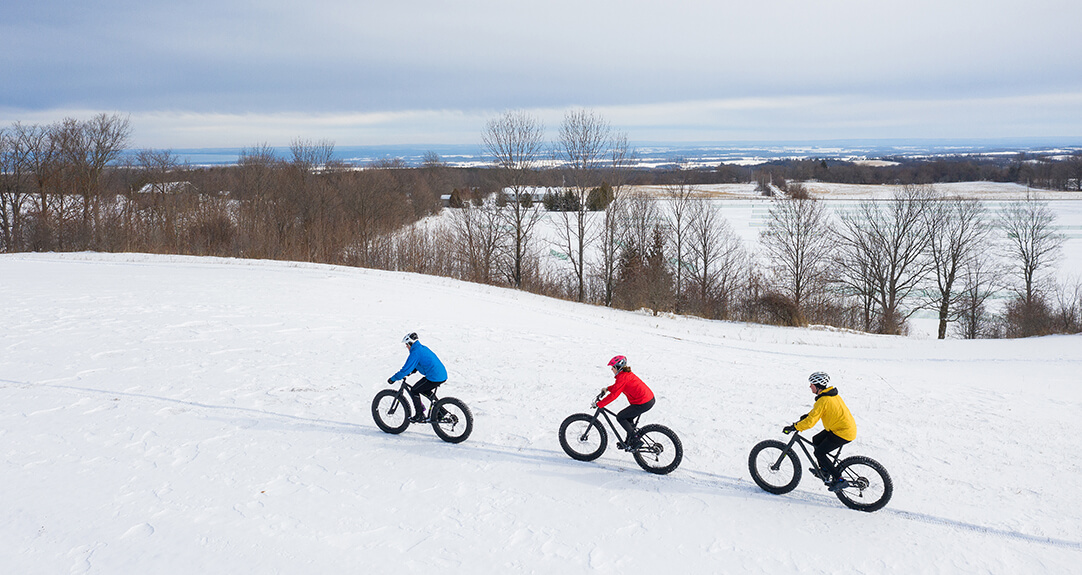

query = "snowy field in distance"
[[447, 182, 1082, 338], [2, 252, 1081, 573]]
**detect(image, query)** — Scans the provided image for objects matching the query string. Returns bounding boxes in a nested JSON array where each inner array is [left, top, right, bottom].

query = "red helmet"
[[607, 355, 627, 370]]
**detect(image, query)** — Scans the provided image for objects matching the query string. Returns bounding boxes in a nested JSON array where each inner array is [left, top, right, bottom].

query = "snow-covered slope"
[[2, 253, 1080, 573]]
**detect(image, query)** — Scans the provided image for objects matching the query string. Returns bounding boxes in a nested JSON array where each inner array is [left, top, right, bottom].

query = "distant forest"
[[2, 113, 1080, 339], [706, 154, 1082, 191]]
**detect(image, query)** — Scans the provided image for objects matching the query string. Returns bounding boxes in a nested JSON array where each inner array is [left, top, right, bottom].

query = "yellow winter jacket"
[[795, 387, 857, 441]]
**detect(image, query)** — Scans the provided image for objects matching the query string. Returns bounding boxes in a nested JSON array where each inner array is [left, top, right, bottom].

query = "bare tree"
[[337, 169, 407, 268], [664, 160, 696, 312], [450, 197, 506, 285], [923, 194, 992, 339], [52, 114, 131, 246], [13, 123, 59, 249], [483, 111, 546, 288], [133, 148, 185, 251], [595, 133, 635, 307], [597, 193, 627, 307], [622, 189, 662, 263], [288, 138, 337, 261], [0, 128, 31, 252], [687, 199, 746, 319], [1052, 275, 1082, 334], [555, 109, 613, 302], [233, 144, 285, 258], [610, 189, 661, 308], [421, 150, 444, 168], [833, 185, 933, 334], [759, 197, 834, 323], [394, 219, 454, 277], [290, 138, 334, 172], [953, 252, 1003, 339], [998, 192, 1064, 307]]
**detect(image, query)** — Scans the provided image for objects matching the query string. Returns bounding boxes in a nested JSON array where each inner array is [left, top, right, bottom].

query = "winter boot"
[[828, 477, 851, 492]]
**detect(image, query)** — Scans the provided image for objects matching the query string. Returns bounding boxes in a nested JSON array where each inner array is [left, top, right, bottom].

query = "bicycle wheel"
[[430, 397, 473, 444], [834, 455, 893, 512], [632, 424, 683, 475], [559, 413, 607, 461], [372, 389, 411, 434], [748, 439, 802, 494]]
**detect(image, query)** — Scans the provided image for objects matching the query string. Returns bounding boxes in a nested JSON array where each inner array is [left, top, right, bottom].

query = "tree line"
[[2, 112, 1079, 338], [691, 153, 1082, 191], [0, 115, 498, 262]]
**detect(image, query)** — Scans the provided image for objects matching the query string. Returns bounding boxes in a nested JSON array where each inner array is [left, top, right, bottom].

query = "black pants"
[[616, 398, 655, 440], [409, 377, 444, 416], [812, 430, 850, 480]]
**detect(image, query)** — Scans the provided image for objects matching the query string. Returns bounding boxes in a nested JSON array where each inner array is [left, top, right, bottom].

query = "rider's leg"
[[409, 378, 444, 421], [812, 430, 850, 480], [616, 398, 655, 446]]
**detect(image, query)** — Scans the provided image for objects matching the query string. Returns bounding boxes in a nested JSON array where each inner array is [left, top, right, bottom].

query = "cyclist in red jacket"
[[595, 355, 655, 449]]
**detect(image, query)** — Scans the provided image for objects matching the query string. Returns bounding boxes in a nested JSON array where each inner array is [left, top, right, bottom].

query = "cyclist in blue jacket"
[[388, 332, 448, 423]]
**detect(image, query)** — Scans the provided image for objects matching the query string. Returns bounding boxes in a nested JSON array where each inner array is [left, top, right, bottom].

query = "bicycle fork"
[[772, 433, 801, 471], [579, 414, 601, 442]]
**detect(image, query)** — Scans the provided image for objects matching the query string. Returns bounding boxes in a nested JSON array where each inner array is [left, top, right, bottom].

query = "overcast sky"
[[3, 0, 1081, 149]]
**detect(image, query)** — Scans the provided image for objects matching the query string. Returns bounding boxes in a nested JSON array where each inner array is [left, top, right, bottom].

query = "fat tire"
[[632, 424, 683, 475], [559, 414, 607, 461], [430, 397, 473, 444], [834, 455, 893, 512], [372, 389, 411, 434], [748, 439, 802, 494]]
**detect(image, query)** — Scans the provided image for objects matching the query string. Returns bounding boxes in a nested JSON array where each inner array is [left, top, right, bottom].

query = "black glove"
[[387, 377, 396, 385], [783, 424, 797, 434]]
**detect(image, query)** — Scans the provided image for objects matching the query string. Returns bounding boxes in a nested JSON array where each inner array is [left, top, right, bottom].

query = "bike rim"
[[376, 393, 408, 426], [568, 421, 602, 451], [838, 464, 885, 501], [434, 407, 463, 432], [638, 433, 676, 467], [383, 396, 404, 416], [755, 448, 795, 486]]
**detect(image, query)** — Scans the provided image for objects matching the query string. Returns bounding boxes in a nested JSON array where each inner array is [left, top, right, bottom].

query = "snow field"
[[1, 252, 1081, 573]]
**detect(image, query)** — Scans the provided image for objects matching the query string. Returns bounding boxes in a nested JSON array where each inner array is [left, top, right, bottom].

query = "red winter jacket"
[[598, 370, 655, 409]]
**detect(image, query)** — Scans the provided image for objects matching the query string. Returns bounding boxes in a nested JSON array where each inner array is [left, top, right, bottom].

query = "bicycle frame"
[[584, 393, 641, 446], [389, 378, 439, 413], [774, 431, 842, 478]]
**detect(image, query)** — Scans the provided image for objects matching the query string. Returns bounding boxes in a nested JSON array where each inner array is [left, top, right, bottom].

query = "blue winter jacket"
[[391, 342, 447, 382]]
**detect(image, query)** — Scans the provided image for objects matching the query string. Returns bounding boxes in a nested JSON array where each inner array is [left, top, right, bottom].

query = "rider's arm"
[[794, 401, 824, 432], [596, 382, 622, 409], [390, 346, 420, 381]]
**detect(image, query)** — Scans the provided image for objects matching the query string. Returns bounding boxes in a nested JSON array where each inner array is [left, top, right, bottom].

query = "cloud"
[[7, 90, 1079, 149], [3, 1, 1082, 146]]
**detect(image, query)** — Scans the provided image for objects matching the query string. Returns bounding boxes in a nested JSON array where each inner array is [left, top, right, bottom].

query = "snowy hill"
[[2, 252, 1081, 573]]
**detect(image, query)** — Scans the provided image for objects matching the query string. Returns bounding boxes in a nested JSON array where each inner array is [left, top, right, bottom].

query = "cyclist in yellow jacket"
[[783, 372, 857, 492]]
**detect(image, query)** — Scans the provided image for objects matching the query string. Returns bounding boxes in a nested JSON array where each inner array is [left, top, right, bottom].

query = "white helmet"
[[402, 332, 419, 347], [809, 372, 830, 388]]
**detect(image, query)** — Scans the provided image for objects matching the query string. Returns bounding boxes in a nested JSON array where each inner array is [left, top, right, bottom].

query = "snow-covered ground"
[[2, 252, 1081, 573]]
